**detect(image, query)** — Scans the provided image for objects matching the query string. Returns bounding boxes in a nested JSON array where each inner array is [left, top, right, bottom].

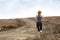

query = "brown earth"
[[0, 16, 60, 40]]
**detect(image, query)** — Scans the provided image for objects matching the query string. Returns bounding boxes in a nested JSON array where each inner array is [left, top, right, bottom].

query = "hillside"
[[0, 16, 60, 40]]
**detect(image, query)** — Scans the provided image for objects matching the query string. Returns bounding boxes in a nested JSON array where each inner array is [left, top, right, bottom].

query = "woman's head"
[[38, 10, 41, 15]]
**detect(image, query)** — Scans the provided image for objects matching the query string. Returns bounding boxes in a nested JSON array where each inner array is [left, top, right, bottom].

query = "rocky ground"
[[0, 16, 60, 40]]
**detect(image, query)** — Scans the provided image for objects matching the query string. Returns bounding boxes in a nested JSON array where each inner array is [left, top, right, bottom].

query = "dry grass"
[[0, 16, 60, 40]]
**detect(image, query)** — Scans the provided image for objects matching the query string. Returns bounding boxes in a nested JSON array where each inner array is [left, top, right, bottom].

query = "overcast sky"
[[0, 0, 60, 19]]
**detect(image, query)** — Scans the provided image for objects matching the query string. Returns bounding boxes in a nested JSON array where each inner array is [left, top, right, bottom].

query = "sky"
[[0, 0, 60, 19]]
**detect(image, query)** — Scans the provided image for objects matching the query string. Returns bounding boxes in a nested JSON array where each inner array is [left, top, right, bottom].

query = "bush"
[[7, 25, 16, 29]]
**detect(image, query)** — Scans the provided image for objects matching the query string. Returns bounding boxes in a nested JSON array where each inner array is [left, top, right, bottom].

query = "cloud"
[[0, 0, 60, 19]]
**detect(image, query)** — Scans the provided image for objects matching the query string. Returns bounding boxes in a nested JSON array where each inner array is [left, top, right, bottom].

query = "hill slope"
[[0, 16, 60, 40]]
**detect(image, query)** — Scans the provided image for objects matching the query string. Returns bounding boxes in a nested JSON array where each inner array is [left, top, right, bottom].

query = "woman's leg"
[[36, 22, 41, 38], [36, 22, 40, 32], [40, 22, 42, 35], [40, 22, 42, 31]]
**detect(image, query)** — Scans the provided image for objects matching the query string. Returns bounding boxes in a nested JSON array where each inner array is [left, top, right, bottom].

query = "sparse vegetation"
[[0, 16, 60, 40], [0, 19, 26, 31], [15, 19, 26, 27]]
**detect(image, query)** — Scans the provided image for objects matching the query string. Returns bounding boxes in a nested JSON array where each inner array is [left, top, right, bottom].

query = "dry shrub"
[[15, 19, 25, 27]]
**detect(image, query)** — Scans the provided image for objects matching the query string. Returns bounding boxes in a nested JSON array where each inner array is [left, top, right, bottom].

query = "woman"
[[35, 10, 43, 34]]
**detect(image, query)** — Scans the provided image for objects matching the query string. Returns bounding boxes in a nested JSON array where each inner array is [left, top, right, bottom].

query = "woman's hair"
[[38, 10, 41, 14]]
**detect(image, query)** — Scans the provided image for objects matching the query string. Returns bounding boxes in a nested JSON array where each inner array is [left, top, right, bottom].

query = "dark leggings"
[[36, 22, 42, 32]]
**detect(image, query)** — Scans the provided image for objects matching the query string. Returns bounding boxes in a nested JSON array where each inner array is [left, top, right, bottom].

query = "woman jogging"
[[35, 10, 43, 35]]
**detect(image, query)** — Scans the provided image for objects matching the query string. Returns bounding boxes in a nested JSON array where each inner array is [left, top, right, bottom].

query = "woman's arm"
[[35, 15, 37, 22], [41, 15, 44, 22], [41, 15, 44, 19]]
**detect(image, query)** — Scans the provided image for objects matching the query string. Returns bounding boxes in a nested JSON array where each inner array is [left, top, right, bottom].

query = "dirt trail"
[[0, 19, 38, 40]]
